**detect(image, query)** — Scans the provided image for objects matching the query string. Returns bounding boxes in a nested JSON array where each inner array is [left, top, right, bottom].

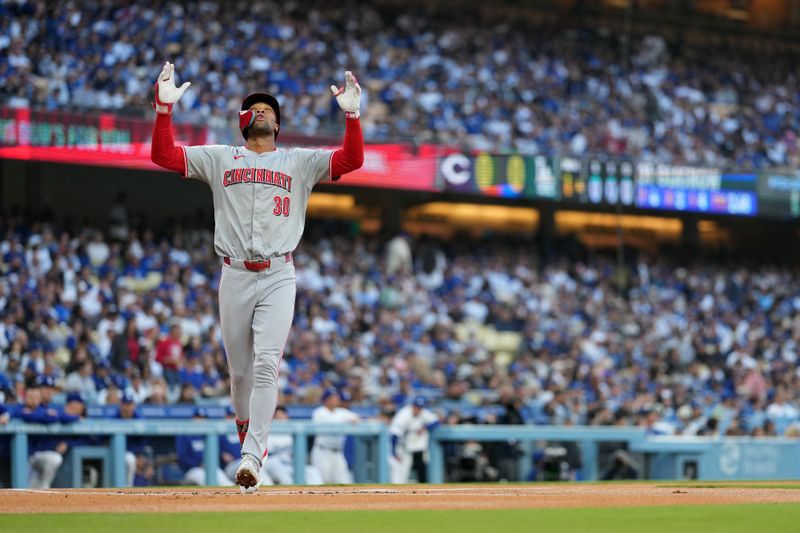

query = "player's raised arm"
[[150, 61, 191, 175], [329, 71, 365, 180]]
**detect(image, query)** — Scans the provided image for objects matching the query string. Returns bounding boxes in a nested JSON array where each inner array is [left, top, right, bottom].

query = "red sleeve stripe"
[[182, 146, 189, 178]]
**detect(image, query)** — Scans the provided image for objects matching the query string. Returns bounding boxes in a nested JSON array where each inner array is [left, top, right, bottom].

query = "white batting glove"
[[330, 71, 361, 119], [154, 61, 191, 115]]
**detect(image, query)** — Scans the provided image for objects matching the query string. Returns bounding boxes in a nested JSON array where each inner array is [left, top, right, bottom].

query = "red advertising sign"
[[0, 107, 439, 191], [0, 107, 206, 169], [326, 143, 440, 191]]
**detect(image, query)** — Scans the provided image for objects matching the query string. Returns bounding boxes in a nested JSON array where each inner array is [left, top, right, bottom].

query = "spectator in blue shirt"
[[175, 407, 234, 487]]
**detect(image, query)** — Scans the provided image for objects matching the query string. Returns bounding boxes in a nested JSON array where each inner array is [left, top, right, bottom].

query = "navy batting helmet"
[[241, 93, 280, 140]]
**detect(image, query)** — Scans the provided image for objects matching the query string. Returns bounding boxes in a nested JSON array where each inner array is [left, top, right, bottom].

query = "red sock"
[[235, 418, 249, 446]]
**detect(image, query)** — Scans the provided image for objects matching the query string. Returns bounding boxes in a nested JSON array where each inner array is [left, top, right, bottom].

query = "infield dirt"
[[2, 482, 799, 513]]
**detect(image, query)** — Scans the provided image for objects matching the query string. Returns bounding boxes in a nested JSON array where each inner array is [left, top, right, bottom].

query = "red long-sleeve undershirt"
[[150, 113, 187, 175], [150, 113, 364, 179], [330, 117, 365, 179]]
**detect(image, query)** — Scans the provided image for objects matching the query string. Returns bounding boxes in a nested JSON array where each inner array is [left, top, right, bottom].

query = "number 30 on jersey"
[[273, 195, 290, 216]]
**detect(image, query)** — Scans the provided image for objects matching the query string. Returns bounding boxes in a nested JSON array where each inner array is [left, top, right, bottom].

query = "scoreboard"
[[438, 153, 776, 217], [634, 162, 758, 216], [437, 152, 561, 200], [0, 102, 794, 221], [560, 157, 635, 206]]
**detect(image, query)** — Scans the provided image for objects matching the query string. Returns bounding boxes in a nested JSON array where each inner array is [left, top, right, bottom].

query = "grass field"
[[2, 504, 798, 533]]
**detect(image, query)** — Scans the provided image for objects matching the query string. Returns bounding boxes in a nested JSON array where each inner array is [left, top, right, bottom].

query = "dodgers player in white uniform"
[[264, 406, 323, 485], [150, 61, 364, 492], [389, 397, 440, 484], [310, 388, 360, 484]]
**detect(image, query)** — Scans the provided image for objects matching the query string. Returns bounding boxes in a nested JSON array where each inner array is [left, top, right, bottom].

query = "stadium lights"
[[404, 202, 540, 233], [306, 193, 381, 231], [554, 211, 682, 235]]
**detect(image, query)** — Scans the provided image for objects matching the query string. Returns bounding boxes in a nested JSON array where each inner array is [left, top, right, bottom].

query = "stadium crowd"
[[1, 0, 799, 169], [1, 210, 800, 446]]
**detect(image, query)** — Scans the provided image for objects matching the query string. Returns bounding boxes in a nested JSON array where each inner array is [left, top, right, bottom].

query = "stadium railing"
[[1, 419, 390, 488], [4, 421, 799, 487], [428, 425, 800, 482]]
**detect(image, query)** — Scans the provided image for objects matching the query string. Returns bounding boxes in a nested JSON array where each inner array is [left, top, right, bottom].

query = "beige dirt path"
[[2, 483, 799, 513]]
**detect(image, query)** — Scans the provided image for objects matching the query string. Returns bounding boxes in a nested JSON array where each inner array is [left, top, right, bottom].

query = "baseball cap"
[[413, 397, 428, 408], [194, 407, 209, 418], [112, 375, 129, 390], [35, 375, 56, 388], [66, 392, 85, 404], [339, 390, 352, 403], [321, 388, 338, 402], [120, 392, 135, 404]]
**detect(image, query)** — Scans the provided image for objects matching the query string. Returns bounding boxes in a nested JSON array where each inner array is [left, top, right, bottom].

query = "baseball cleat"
[[239, 477, 262, 494], [236, 453, 262, 494]]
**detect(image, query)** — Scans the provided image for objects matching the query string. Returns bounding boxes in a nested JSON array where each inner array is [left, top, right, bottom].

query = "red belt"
[[223, 253, 292, 272]]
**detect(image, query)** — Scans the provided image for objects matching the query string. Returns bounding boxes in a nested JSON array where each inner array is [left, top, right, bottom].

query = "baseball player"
[[310, 388, 360, 484], [264, 406, 323, 485], [15, 384, 80, 488], [150, 61, 364, 493], [389, 397, 440, 484], [115, 392, 143, 486]]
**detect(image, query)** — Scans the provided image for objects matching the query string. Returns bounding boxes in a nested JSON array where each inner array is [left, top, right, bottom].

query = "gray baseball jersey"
[[182, 145, 335, 259]]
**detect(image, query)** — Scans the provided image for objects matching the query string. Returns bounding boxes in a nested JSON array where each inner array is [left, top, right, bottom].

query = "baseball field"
[[1, 482, 798, 532]]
